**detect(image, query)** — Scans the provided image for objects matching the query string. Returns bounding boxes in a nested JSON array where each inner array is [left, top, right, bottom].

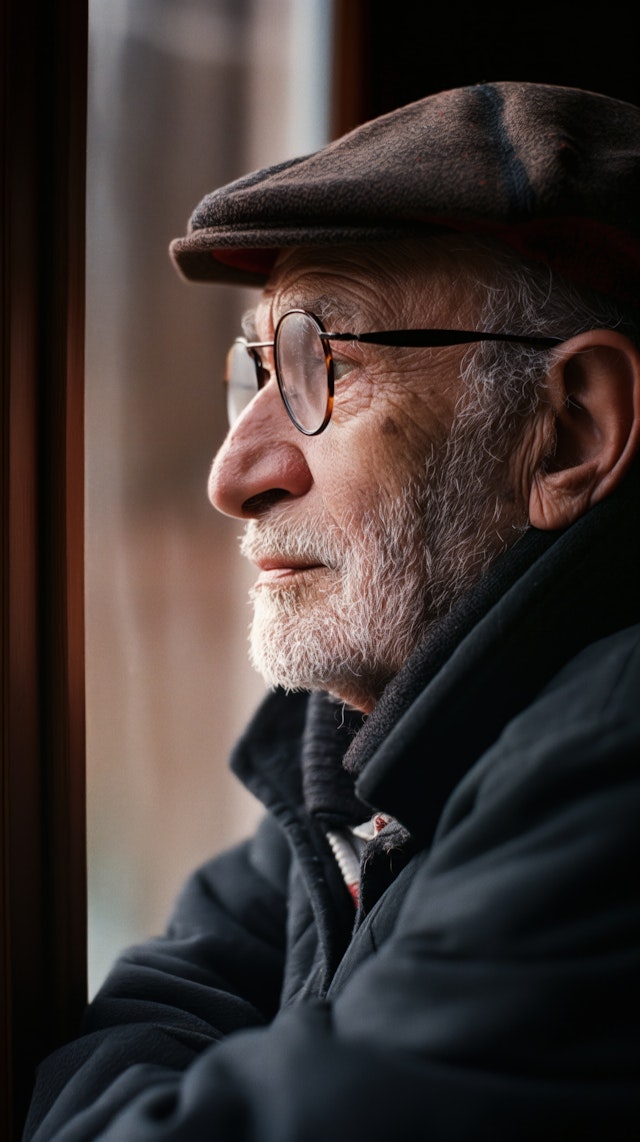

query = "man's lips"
[[253, 557, 325, 584]]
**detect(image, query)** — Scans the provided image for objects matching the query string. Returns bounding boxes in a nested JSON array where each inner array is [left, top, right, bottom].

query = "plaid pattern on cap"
[[169, 81, 640, 306]]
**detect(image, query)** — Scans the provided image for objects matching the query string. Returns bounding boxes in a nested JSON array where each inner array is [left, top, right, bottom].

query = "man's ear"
[[529, 329, 640, 530]]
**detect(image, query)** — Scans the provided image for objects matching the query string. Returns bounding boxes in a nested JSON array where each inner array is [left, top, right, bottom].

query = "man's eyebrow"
[[241, 296, 360, 340], [275, 293, 357, 329]]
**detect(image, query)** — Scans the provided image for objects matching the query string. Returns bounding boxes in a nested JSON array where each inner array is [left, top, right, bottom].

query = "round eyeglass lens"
[[225, 341, 259, 426], [275, 311, 331, 434]]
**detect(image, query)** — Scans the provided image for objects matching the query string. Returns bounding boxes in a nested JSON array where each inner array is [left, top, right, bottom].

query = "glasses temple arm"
[[324, 330, 563, 348]]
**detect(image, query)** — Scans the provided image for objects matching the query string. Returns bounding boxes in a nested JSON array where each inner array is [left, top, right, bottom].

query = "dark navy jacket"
[[24, 473, 640, 1141]]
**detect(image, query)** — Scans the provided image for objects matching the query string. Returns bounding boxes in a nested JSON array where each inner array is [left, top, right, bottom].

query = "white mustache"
[[239, 519, 342, 569]]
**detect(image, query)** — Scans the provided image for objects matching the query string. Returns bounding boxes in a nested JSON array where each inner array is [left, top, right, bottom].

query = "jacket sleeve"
[[23, 811, 291, 1139], [23, 633, 640, 1142]]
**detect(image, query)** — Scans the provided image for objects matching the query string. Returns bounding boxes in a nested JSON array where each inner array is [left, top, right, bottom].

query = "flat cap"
[[169, 80, 640, 308]]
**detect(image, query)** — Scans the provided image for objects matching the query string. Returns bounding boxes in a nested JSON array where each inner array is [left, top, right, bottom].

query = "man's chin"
[[247, 603, 391, 709], [249, 607, 322, 687], [248, 591, 354, 692]]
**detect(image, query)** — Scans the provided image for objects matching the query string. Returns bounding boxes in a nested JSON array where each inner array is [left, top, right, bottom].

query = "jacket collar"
[[231, 467, 640, 846], [353, 467, 640, 841]]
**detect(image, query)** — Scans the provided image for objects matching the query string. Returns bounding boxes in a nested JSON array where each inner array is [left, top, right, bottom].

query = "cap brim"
[[169, 223, 422, 286]]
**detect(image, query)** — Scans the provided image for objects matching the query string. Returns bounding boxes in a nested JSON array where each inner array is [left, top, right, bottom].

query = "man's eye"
[[332, 359, 356, 382]]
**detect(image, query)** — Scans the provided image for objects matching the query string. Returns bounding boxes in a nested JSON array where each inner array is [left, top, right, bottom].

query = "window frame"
[[1, 1, 88, 1136]]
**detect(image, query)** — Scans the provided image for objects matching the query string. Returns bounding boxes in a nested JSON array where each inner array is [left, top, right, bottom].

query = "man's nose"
[[208, 381, 313, 519]]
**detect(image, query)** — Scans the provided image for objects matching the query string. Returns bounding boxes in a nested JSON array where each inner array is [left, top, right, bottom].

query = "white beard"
[[241, 494, 431, 707], [240, 426, 525, 710]]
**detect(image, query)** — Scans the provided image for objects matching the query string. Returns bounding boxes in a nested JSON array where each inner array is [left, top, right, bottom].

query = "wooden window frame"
[[2, 0, 88, 1136]]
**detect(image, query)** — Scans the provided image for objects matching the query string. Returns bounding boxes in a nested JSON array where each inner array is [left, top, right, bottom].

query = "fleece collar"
[[352, 468, 640, 841], [231, 467, 640, 847]]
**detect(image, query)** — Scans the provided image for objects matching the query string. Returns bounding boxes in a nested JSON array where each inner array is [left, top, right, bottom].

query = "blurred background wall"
[[86, 0, 333, 995]]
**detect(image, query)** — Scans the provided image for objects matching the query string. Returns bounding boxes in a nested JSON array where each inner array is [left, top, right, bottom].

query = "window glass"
[[86, 0, 333, 995]]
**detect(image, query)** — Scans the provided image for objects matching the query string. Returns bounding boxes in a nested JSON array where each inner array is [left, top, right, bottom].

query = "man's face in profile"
[[209, 241, 533, 712]]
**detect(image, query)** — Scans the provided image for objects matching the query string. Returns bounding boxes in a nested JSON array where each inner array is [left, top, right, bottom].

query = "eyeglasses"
[[225, 308, 563, 436]]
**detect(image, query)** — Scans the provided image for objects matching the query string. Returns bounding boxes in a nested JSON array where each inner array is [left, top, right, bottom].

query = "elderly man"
[[25, 82, 640, 1141]]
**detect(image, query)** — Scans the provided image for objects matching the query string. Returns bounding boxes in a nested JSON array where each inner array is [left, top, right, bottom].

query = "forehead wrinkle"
[[270, 264, 441, 335], [260, 238, 492, 345], [270, 238, 502, 333], [267, 250, 412, 329]]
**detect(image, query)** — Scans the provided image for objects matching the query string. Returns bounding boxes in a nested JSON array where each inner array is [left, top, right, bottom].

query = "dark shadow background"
[[334, 1, 639, 131]]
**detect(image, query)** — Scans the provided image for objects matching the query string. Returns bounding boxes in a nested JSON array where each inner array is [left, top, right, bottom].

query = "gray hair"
[[404, 243, 640, 615], [459, 244, 640, 460]]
